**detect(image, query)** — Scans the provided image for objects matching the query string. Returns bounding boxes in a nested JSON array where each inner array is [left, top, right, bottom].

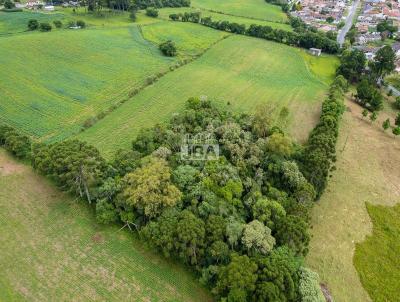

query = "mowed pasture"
[[0, 149, 212, 302], [306, 99, 400, 302], [78, 35, 338, 157], [157, 8, 293, 30], [0, 25, 175, 140], [191, 0, 288, 22]]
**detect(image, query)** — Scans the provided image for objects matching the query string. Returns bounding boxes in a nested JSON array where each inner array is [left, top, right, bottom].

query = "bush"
[[39, 22, 52, 32], [146, 7, 158, 17], [129, 9, 137, 22], [53, 20, 62, 28], [159, 40, 177, 57], [0, 125, 31, 159], [76, 20, 86, 28], [4, 0, 15, 9], [27, 19, 39, 31]]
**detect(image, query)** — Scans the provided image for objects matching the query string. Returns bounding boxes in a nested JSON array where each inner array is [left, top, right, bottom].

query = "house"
[[309, 48, 322, 56]]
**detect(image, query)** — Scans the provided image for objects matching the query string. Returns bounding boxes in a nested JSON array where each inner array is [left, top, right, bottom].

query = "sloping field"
[[191, 0, 288, 22], [0, 26, 171, 140], [141, 21, 229, 56], [0, 149, 212, 301], [306, 99, 400, 302], [157, 8, 292, 30], [78, 35, 337, 157]]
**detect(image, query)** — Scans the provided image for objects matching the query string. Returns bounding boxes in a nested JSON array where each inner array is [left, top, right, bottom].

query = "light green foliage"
[[252, 198, 286, 229], [78, 35, 334, 156], [123, 157, 182, 219], [299, 267, 325, 302], [354, 203, 400, 302], [242, 220, 275, 255], [191, 0, 288, 22], [266, 132, 293, 157]]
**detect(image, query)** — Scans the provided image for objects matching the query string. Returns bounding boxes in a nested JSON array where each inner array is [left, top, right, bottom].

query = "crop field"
[[191, 0, 288, 22], [354, 203, 400, 302], [157, 8, 293, 30], [141, 21, 229, 56], [306, 99, 400, 302], [78, 35, 337, 157], [0, 149, 212, 301], [0, 25, 176, 140]]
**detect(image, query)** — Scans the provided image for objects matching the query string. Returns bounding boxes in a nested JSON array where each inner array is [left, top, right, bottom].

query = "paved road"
[[337, 0, 360, 47]]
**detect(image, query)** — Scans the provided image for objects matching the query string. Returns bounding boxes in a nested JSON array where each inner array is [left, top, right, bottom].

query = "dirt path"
[[306, 98, 400, 302]]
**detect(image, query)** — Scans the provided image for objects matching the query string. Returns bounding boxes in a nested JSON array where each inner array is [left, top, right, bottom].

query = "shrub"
[[146, 7, 158, 17], [159, 40, 177, 57], [0, 125, 31, 159], [76, 20, 86, 28], [39, 22, 52, 32], [53, 20, 62, 28], [4, 0, 15, 9], [129, 9, 137, 22], [27, 19, 39, 31]]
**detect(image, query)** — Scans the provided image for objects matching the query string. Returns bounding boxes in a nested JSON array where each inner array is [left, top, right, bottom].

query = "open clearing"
[[306, 99, 400, 302], [0, 149, 212, 301], [191, 0, 288, 22], [78, 34, 337, 157]]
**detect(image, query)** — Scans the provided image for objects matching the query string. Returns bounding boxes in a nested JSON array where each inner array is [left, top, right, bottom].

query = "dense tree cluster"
[[0, 97, 328, 301], [168, 13, 339, 54], [300, 76, 347, 197], [159, 40, 177, 56], [134, 0, 189, 9]]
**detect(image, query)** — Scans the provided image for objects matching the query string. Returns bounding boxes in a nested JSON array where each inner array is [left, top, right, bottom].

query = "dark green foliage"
[[129, 9, 137, 22], [32, 140, 107, 203], [27, 19, 39, 30], [3, 0, 15, 9], [336, 49, 366, 83], [377, 19, 397, 34], [76, 20, 86, 28], [370, 45, 396, 80], [301, 76, 346, 197], [275, 215, 310, 256], [39, 22, 52, 32], [134, 0, 190, 9], [0, 125, 31, 159], [395, 97, 400, 110], [356, 79, 383, 112], [53, 20, 62, 28], [395, 113, 400, 126], [146, 7, 158, 17], [159, 40, 177, 57], [169, 13, 339, 53]]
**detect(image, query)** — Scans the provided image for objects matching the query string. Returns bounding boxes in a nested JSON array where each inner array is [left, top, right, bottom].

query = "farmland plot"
[[78, 35, 337, 157]]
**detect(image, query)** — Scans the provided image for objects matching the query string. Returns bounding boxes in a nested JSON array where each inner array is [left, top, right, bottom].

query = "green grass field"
[[77, 35, 337, 157], [354, 203, 400, 302], [141, 21, 229, 56], [191, 0, 288, 22], [157, 7, 292, 30], [0, 149, 212, 301], [306, 98, 400, 302], [0, 25, 177, 140]]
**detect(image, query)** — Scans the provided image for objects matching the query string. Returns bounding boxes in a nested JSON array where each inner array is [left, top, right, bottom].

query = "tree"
[[266, 132, 293, 157], [53, 20, 62, 28], [382, 118, 390, 132], [336, 49, 366, 82], [39, 22, 52, 32], [369, 111, 378, 123], [242, 220, 275, 255], [146, 7, 158, 17], [252, 198, 286, 230], [4, 0, 15, 9], [299, 267, 325, 302], [393, 126, 400, 137], [356, 79, 383, 111], [27, 19, 39, 30], [159, 40, 177, 57], [214, 254, 258, 301], [395, 97, 400, 110], [129, 8, 137, 22], [275, 215, 310, 256], [122, 157, 181, 219], [395, 113, 400, 126], [226, 218, 244, 249], [370, 45, 396, 81], [362, 109, 369, 119]]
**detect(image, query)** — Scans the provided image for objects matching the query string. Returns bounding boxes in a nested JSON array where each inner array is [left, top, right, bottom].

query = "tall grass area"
[[354, 203, 400, 302], [78, 35, 337, 157], [191, 0, 288, 22], [0, 149, 212, 301], [0, 26, 176, 140]]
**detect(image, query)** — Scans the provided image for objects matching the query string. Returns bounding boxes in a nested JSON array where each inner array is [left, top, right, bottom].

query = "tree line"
[[168, 12, 339, 54], [0, 96, 334, 301]]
